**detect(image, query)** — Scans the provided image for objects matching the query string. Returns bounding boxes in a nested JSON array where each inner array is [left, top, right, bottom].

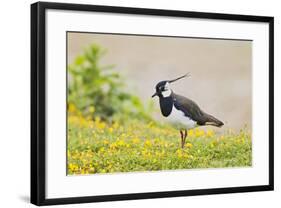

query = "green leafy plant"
[[68, 44, 152, 122]]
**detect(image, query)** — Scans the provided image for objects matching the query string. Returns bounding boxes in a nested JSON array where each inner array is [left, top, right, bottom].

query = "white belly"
[[166, 105, 197, 129]]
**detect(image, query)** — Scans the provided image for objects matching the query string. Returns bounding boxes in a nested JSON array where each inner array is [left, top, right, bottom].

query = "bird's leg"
[[184, 129, 188, 144], [180, 130, 184, 148]]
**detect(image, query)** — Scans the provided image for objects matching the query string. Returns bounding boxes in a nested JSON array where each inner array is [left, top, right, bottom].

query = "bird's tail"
[[204, 113, 224, 127]]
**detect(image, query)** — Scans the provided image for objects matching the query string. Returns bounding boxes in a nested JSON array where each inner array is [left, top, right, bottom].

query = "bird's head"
[[152, 73, 190, 98]]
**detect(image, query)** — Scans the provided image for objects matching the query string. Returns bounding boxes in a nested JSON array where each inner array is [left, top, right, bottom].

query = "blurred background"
[[67, 32, 252, 131]]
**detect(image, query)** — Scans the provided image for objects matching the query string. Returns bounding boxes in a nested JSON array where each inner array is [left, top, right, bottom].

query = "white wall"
[[0, 0, 279, 207]]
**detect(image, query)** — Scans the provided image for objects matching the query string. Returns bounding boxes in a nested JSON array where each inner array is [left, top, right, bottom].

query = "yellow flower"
[[206, 129, 215, 138], [112, 122, 119, 129], [79, 116, 87, 127], [195, 129, 205, 137], [188, 129, 194, 137], [68, 103, 77, 113], [176, 149, 186, 158], [103, 139, 109, 145], [132, 137, 140, 144], [144, 140, 152, 147], [99, 147, 105, 153], [68, 163, 79, 171], [109, 143, 117, 150], [186, 143, 193, 148], [96, 122, 106, 130], [116, 139, 126, 147]]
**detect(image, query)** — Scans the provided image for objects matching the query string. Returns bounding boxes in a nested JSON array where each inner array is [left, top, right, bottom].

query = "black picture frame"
[[31, 1, 274, 206]]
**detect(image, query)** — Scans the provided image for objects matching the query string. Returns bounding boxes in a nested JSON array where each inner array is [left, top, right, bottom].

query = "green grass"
[[67, 113, 252, 175]]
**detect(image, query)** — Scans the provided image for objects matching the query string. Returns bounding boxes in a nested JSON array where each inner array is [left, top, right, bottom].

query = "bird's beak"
[[168, 73, 190, 84], [151, 92, 158, 98]]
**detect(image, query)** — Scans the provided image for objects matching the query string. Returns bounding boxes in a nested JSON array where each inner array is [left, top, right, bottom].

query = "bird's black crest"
[[155, 81, 167, 91]]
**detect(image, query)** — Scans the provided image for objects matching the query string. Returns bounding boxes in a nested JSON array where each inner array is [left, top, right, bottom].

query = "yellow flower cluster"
[[67, 106, 252, 175], [187, 128, 215, 138]]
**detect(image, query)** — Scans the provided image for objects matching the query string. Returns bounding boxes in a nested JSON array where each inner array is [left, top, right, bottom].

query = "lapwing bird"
[[152, 73, 224, 148]]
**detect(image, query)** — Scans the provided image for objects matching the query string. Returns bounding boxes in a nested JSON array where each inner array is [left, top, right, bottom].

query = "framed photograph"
[[31, 2, 274, 206]]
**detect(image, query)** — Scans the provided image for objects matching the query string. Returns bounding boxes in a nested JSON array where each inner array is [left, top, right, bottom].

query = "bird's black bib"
[[159, 97, 173, 117]]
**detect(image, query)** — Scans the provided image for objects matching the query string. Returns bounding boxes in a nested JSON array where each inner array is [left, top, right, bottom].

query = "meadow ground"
[[67, 110, 252, 175]]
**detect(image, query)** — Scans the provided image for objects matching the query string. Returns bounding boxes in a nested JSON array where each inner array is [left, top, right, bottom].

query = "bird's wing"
[[172, 93, 206, 125], [172, 93, 224, 127]]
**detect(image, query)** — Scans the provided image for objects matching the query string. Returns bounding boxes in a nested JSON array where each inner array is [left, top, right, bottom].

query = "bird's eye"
[[162, 86, 168, 91]]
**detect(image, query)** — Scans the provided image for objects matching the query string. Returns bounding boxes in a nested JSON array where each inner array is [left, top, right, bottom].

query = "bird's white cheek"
[[162, 90, 172, 97]]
